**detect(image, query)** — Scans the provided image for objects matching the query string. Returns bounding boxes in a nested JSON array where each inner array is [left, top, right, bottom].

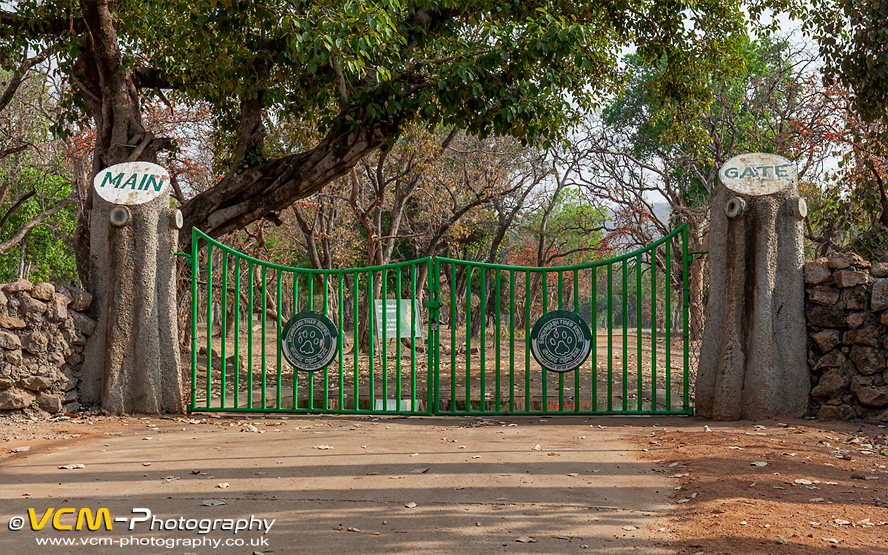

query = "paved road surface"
[[0, 415, 675, 554]]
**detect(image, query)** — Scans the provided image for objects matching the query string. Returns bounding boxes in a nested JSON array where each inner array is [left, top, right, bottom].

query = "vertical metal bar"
[[382, 270, 388, 406], [509, 270, 515, 412], [276, 270, 283, 409], [220, 252, 228, 409], [353, 272, 360, 410], [323, 274, 330, 410], [292, 272, 299, 410], [307, 274, 314, 409], [247, 261, 254, 408], [479, 267, 486, 411], [261, 265, 268, 409], [651, 250, 657, 411], [450, 263, 456, 412], [557, 270, 564, 412], [233, 257, 240, 409], [465, 265, 471, 412], [682, 228, 690, 413], [411, 263, 417, 412], [524, 271, 531, 412], [541, 271, 548, 412], [190, 234, 198, 410], [206, 245, 213, 408], [495, 269, 501, 412], [592, 266, 597, 412], [607, 263, 613, 412], [622, 260, 628, 412], [429, 262, 438, 414], [338, 274, 345, 410], [573, 269, 580, 413], [636, 254, 643, 411], [665, 240, 672, 410], [396, 267, 402, 412], [368, 271, 374, 409]]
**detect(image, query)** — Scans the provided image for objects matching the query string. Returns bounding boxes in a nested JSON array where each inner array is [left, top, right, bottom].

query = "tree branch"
[[0, 48, 52, 114], [0, 189, 75, 255]]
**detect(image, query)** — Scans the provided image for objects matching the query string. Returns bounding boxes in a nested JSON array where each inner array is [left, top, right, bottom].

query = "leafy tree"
[[574, 35, 831, 337], [0, 67, 78, 284], [809, 0, 888, 123], [1, 0, 778, 290]]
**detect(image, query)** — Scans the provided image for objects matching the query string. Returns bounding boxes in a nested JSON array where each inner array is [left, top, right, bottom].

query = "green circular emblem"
[[281, 311, 339, 372], [530, 310, 593, 373]]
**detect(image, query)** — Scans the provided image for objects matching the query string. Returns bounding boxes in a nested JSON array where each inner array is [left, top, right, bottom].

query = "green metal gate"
[[189, 225, 694, 415]]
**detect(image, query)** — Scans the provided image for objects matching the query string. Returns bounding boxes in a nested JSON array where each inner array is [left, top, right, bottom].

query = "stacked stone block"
[[805, 253, 888, 420], [0, 278, 95, 417]]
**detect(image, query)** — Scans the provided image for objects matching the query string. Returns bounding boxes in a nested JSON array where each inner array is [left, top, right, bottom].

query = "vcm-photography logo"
[[8, 507, 275, 535]]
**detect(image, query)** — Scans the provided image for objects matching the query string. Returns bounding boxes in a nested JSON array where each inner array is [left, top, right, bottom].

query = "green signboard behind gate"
[[374, 299, 423, 339]]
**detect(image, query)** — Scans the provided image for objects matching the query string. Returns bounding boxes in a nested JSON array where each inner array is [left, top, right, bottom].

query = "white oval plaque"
[[719, 153, 796, 196], [93, 162, 170, 205]]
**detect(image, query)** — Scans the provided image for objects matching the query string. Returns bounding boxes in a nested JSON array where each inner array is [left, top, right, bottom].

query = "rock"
[[30, 282, 55, 301], [0, 331, 21, 350], [843, 327, 880, 347], [0, 389, 33, 410], [851, 376, 888, 407], [811, 368, 849, 398], [841, 286, 868, 311], [834, 269, 869, 288], [46, 293, 71, 322], [804, 258, 831, 285], [829, 253, 870, 269], [20, 330, 49, 354], [811, 330, 841, 353], [0, 313, 26, 329], [872, 278, 888, 312], [0, 290, 6, 306], [872, 262, 888, 278], [809, 285, 840, 306], [806, 305, 846, 328], [0, 376, 15, 390], [812, 350, 845, 371], [21, 375, 53, 392], [3, 278, 32, 294], [874, 407, 888, 422], [849, 345, 885, 375], [816, 403, 854, 420], [62, 286, 92, 312], [5, 349, 21, 365], [71, 312, 96, 336], [882, 312, 888, 328], [846, 312, 866, 329], [36, 393, 62, 413], [18, 294, 47, 318]]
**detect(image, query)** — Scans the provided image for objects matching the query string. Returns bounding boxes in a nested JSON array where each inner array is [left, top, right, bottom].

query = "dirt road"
[[1, 414, 673, 554]]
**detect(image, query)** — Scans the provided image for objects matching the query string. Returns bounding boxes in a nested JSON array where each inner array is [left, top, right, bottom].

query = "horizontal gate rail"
[[189, 225, 694, 417]]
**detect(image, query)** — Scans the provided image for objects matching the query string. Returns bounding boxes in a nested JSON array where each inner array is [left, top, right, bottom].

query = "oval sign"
[[281, 311, 339, 372], [93, 161, 170, 205], [530, 310, 593, 373], [719, 153, 796, 196]]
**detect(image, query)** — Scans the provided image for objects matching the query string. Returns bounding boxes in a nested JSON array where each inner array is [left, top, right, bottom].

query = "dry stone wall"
[[0, 278, 96, 417], [805, 253, 888, 421]]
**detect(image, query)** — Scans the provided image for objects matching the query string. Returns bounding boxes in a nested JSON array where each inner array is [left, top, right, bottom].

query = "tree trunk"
[[80, 194, 183, 413], [76, 1, 182, 414]]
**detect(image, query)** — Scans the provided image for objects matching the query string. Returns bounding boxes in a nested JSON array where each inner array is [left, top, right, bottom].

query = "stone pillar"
[[696, 153, 808, 420], [80, 162, 184, 414]]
